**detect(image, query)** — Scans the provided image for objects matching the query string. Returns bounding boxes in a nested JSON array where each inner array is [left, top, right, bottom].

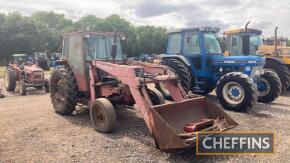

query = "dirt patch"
[[0, 78, 290, 162], [0, 67, 6, 78]]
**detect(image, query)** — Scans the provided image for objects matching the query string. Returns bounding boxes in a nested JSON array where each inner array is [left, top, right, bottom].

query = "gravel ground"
[[0, 77, 290, 163]]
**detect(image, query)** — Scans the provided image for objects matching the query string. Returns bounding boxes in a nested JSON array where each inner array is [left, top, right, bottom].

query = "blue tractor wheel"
[[160, 58, 192, 92], [216, 72, 258, 112], [257, 70, 282, 103]]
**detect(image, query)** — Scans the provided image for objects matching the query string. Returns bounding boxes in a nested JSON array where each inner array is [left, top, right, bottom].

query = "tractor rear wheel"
[[264, 61, 290, 91], [160, 59, 192, 92], [4, 67, 16, 91], [90, 98, 117, 133], [258, 70, 281, 103], [50, 66, 78, 115], [216, 72, 258, 112], [148, 88, 165, 105]]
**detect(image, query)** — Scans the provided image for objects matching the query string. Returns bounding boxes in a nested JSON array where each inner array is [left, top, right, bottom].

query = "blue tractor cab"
[[160, 27, 280, 112]]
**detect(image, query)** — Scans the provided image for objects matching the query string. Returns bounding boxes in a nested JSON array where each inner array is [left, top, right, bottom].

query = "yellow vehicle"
[[224, 22, 290, 91], [258, 27, 290, 65]]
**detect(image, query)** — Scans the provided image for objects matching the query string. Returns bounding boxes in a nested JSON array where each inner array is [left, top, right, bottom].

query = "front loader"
[[50, 30, 237, 150]]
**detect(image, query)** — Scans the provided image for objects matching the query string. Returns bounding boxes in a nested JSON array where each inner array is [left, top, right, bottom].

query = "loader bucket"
[[150, 96, 238, 150]]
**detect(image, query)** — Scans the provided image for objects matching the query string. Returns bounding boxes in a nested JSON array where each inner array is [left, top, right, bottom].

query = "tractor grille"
[[133, 68, 144, 77], [33, 75, 43, 79], [33, 71, 43, 79]]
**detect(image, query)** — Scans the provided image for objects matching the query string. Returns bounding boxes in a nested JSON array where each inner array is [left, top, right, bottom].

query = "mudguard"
[[160, 54, 191, 67]]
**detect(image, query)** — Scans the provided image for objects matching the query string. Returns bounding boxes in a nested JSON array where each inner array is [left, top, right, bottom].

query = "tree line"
[[0, 11, 167, 65]]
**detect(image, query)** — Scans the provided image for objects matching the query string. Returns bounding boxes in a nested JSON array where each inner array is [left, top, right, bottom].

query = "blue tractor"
[[159, 27, 281, 112]]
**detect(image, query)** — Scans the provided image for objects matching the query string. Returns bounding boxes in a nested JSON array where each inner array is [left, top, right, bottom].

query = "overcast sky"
[[0, 0, 289, 36]]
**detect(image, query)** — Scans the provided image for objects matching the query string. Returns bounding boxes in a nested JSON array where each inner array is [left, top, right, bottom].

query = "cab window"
[[167, 33, 181, 54], [183, 32, 200, 55]]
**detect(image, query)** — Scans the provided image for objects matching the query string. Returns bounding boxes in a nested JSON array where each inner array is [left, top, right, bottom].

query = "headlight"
[[250, 66, 264, 77]]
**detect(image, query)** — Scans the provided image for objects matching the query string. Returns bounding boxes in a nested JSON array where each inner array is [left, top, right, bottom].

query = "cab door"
[[181, 31, 204, 76], [63, 35, 87, 92]]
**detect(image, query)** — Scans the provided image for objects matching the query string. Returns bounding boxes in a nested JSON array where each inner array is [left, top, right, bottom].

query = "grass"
[[0, 67, 6, 78]]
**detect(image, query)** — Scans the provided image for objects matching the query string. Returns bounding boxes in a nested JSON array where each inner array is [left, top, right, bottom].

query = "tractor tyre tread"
[[50, 66, 78, 115], [4, 67, 16, 91], [264, 61, 290, 91], [19, 81, 26, 96], [160, 59, 192, 92], [148, 88, 165, 105], [90, 98, 117, 133], [258, 70, 282, 103]]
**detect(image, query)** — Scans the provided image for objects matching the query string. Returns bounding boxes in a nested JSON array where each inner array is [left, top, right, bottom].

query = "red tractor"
[[50, 31, 237, 150], [4, 54, 49, 95]]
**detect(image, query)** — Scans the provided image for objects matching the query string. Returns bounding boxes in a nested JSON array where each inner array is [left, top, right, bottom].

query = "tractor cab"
[[61, 31, 125, 92], [224, 28, 263, 56], [164, 27, 265, 84], [13, 54, 28, 65]]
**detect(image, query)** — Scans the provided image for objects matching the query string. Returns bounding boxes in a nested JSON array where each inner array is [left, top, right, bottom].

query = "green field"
[[0, 67, 6, 78]]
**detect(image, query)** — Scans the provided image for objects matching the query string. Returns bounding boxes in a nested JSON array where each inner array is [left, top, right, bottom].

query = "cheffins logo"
[[196, 131, 275, 155]]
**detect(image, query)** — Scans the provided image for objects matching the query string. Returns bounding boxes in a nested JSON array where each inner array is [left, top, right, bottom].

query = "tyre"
[[155, 82, 172, 100], [160, 59, 192, 92], [216, 72, 258, 112], [50, 66, 78, 115], [44, 79, 49, 93], [90, 98, 117, 133], [4, 67, 16, 91], [147, 88, 165, 105], [19, 81, 26, 96], [264, 61, 290, 91], [257, 70, 282, 103]]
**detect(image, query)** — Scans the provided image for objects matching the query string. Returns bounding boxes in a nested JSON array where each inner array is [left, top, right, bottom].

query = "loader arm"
[[89, 60, 238, 149]]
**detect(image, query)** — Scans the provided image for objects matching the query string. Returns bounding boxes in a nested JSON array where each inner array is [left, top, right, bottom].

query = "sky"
[[0, 0, 289, 36]]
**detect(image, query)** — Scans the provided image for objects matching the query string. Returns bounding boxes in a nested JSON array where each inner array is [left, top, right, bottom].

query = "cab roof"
[[224, 28, 262, 35], [62, 30, 116, 38], [13, 54, 27, 57], [167, 27, 220, 34]]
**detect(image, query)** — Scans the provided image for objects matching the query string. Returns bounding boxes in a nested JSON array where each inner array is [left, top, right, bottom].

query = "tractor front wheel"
[[216, 72, 258, 112], [90, 98, 117, 133], [4, 67, 16, 91], [148, 88, 165, 105], [257, 70, 282, 103], [50, 66, 78, 115], [19, 81, 26, 96]]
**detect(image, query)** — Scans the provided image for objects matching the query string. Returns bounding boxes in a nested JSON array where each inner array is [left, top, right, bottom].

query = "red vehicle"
[[50, 31, 237, 150], [4, 54, 49, 95]]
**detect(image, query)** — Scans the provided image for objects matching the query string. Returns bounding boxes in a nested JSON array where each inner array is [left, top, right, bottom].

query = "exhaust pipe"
[[245, 21, 251, 33], [274, 26, 278, 56]]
